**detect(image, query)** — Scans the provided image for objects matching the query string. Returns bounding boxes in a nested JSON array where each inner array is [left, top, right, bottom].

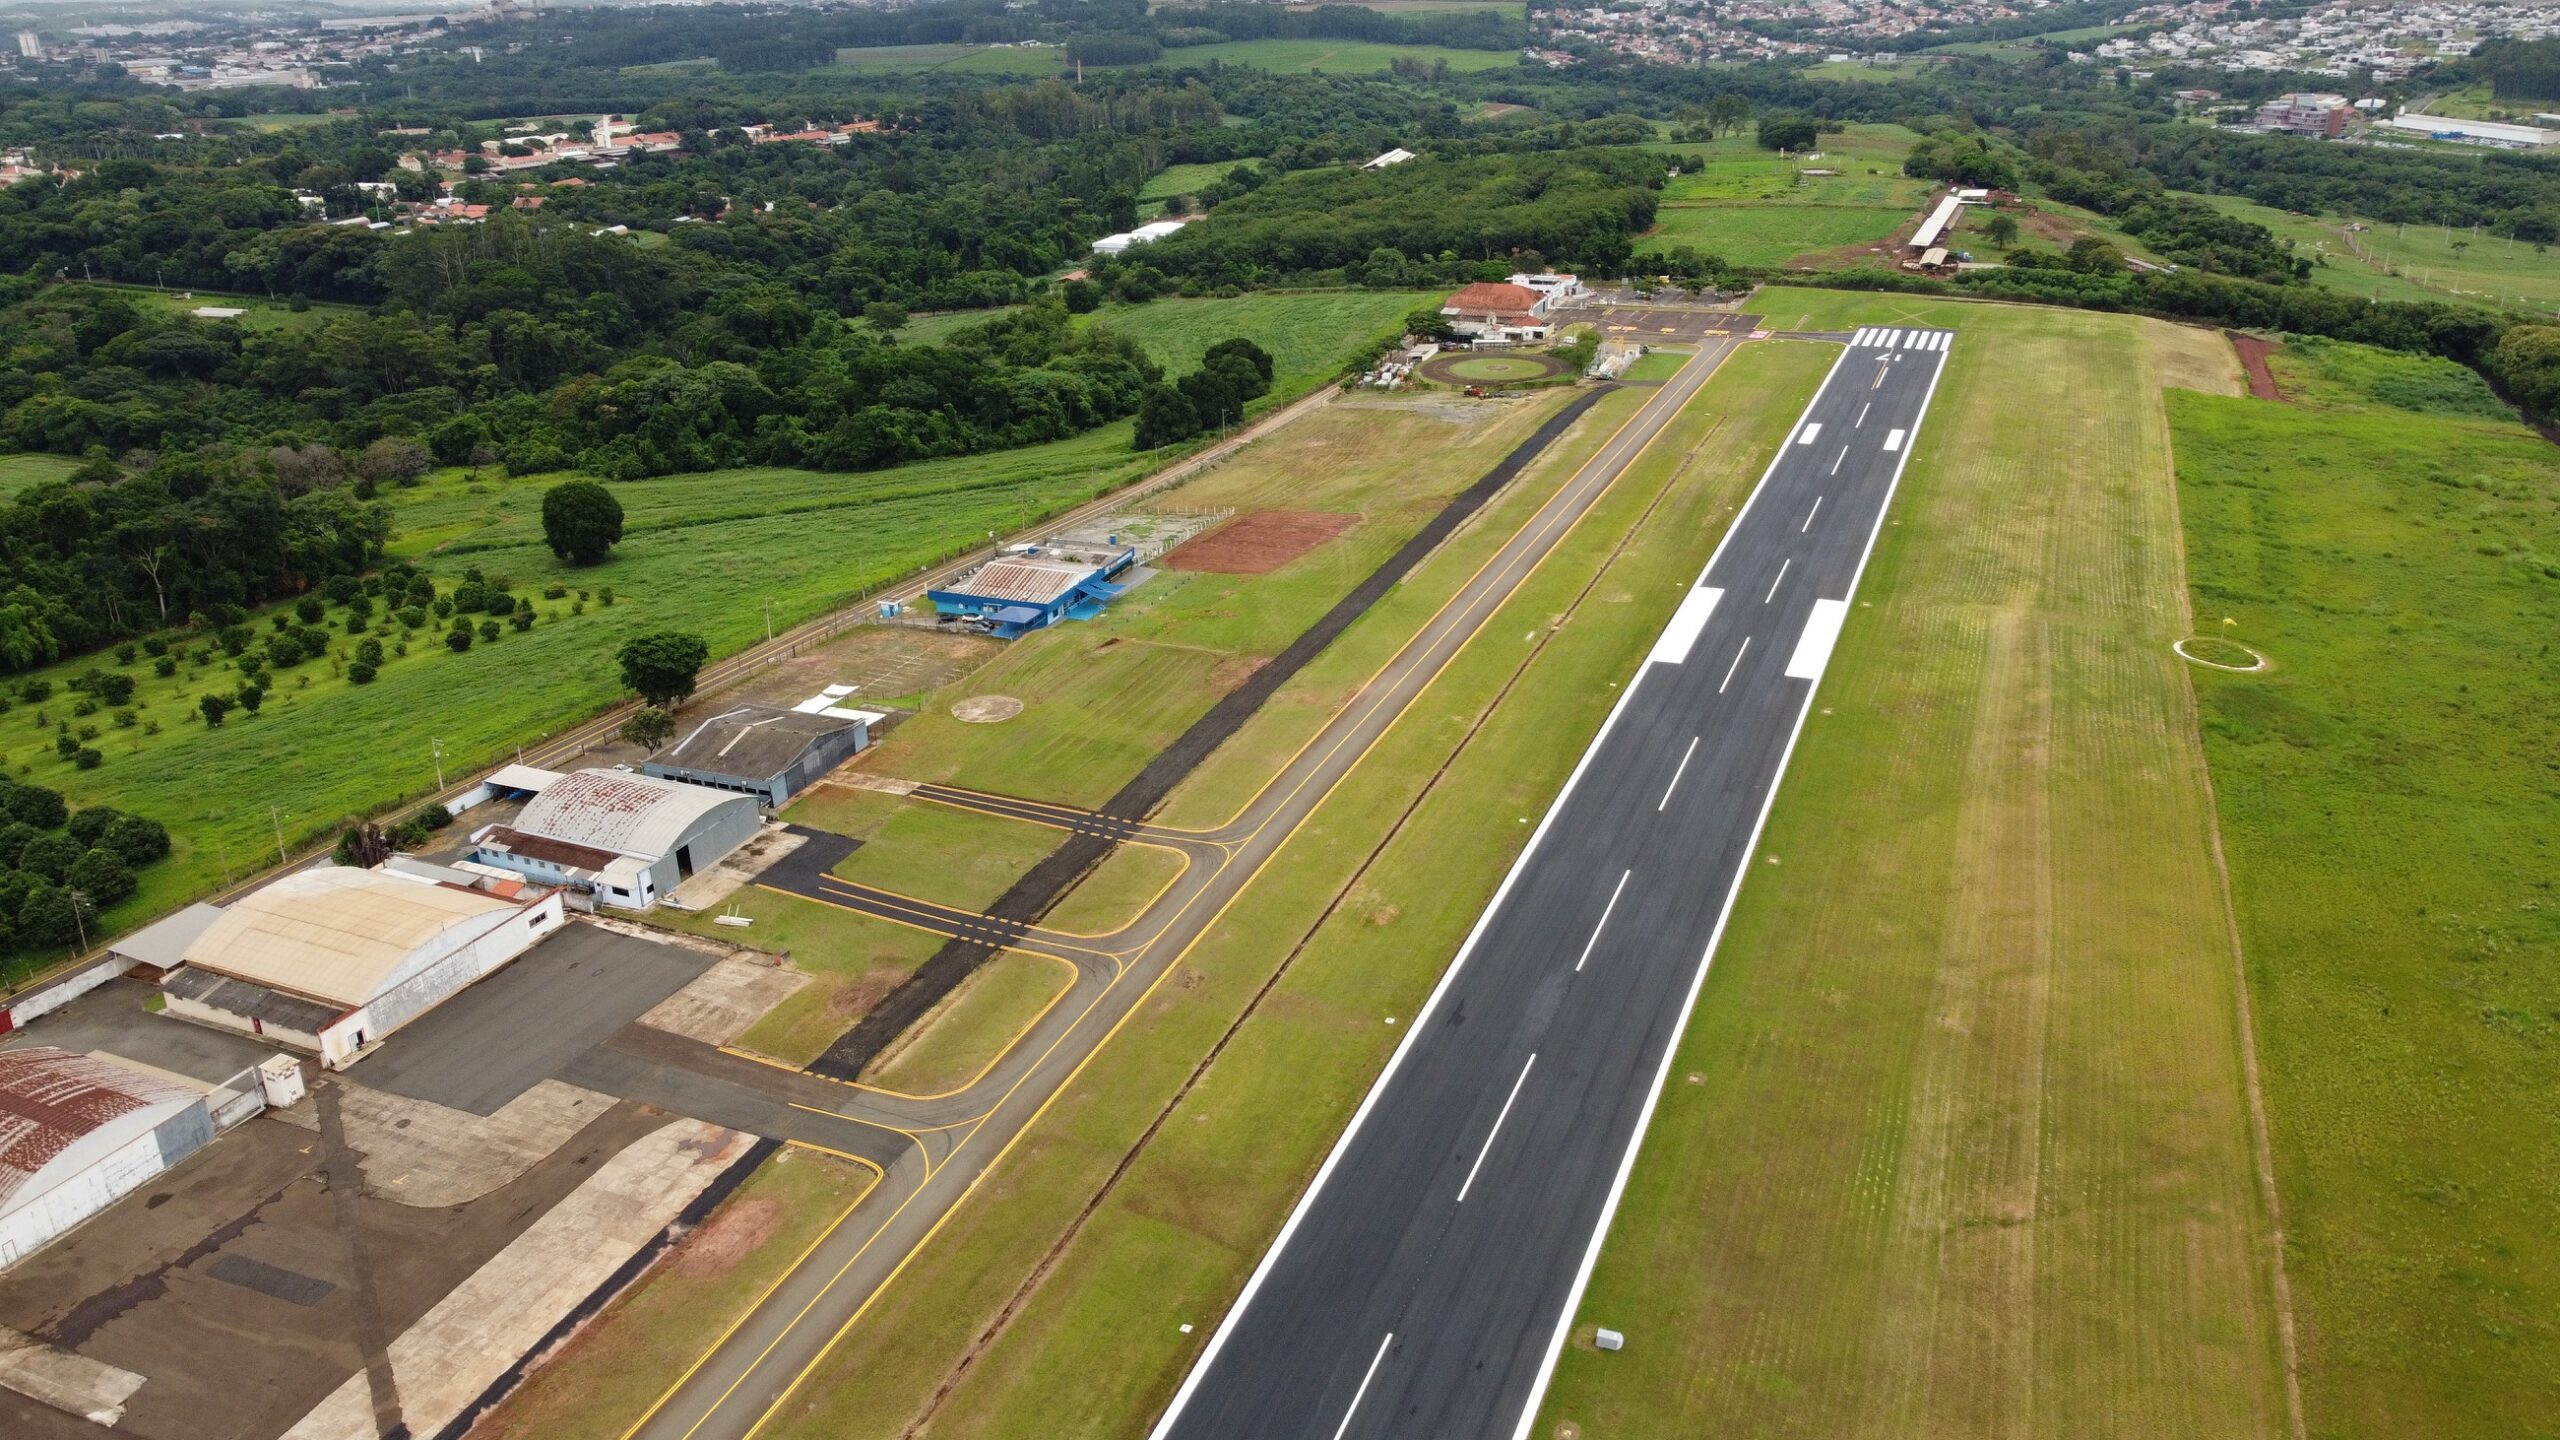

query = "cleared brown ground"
[[1162, 509, 1359, 574], [2226, 331, 2288, 401]]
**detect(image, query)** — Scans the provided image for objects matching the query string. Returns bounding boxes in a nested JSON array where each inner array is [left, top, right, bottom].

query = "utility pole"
[[270, 806, 287, 865], [763, 597, 774, 643], [430, 737, 446, 789], [68, 889, 87, 958]]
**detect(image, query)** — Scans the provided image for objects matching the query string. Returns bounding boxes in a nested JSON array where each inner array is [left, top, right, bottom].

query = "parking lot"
[[1557, 302, 1763, 342]]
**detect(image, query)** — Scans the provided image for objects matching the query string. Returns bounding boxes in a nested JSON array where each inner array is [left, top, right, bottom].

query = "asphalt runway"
[[1153, 323, 1956, 1440]]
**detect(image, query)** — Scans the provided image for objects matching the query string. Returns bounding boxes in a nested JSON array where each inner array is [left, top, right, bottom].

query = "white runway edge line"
[[1331, 1334, 1395, 1440], [1456, 1054, 1538, 1203], [1147, 337, 1871, 1440], [1574, 870, 1632, 973], [1506, 332, 1952, 1440]]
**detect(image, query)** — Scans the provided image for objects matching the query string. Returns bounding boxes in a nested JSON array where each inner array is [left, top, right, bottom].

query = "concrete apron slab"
[[0, 1327, 144, 1426], [640, 956, 808, 1048], [270, 1079, 615, 1208], [279, 1118, 751, 1440]]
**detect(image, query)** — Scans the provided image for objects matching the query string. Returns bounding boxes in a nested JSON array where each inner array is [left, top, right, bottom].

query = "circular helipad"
[[1416, 351, 1574, 387], [952, 694, 1024, 723], [2174, 636, 2268, 673]]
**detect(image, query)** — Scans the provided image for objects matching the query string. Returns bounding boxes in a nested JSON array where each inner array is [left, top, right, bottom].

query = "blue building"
[[927, 541, 1137, 639]]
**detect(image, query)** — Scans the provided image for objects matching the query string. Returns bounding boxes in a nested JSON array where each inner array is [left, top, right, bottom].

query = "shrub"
[[72, 746, 101, 769], [64, 846, 131, 902], [17, 679, 48, 703], [18, 832, 79, 881], [199, 693, 234, 727], [477, 618, 500, 642], [355, 638, 384, 667], [347, 661, 377, 684], [153, 655, 177, 678], [2, 783, 64, 830], [418, 802, 453, 831], [66, 808, 121, 847], [236, 685, 264, 714], [101, 814, 169, 865], [295, 595, 325, 624], [114, 642, 137, 665], [446, 626, 472, 653]]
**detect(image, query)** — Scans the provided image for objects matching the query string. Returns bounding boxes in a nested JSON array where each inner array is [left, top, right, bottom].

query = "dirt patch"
[[2226, 331, 2287, 402], [951, 694, 1023, 724], [671, 1196, 782, 1276], [1165, 510, 1361, 575]]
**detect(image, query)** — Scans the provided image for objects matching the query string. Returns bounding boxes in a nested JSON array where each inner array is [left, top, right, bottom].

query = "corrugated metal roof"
[[161, 967, 343, 1035], [942, 557, 1091, 606], [107, 902, 227, 971], [654, 704, 860, 781], [479, 826, 622, 873], [181, 868, 519, 1008], [512, 768, 754, 859], [0, 1047, 195, 1212]]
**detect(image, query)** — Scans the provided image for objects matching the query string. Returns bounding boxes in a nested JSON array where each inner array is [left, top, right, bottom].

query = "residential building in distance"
[[2256, 91, 2352, 137]]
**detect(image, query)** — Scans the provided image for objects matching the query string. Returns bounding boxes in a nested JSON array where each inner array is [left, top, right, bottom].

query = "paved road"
[[1151, 324, 1955, 1440], [625, 337, 1754, 1440]]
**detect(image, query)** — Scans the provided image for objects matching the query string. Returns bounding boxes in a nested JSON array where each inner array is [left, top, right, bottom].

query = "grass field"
[[1139, 162, 1235, 203], [2265, 334, 2513, 419], [1620, 349, 1691, 382], [2199, 193, 2560, 312], [795, 789, 1063, 912], [752, 341, 1841, 1440], [86, 283, 358, 331], [865, 951, 1073, 1095], [663, 886, 945, 1065], [0, 452, 79, 499], [1041, 841, 1188, 936], [1439, 354, 1555, 381], [1643, 203, 1911, 266], [1083, 290, 1439, 395], [826, 43, 1064, 75], [1159, 38, 1519, 72], [4, 424, 1161, 970], [469, 1145, 875, 1440], [1528, 297, 2289, 1438], [849, 391, 1579, 807], [2169, 351, 2560, 1439]]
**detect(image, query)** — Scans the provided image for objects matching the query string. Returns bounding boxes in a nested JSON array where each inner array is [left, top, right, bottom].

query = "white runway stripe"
[[1796, 422, 1821, 445], [1881, 328, 1902, 349], [1852, 326, 1874, 346], [1647, 586, 1723, 665], [1785, 598, 1850, 681]]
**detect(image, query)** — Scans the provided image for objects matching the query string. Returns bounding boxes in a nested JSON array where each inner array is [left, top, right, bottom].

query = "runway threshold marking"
[[1657, 735, 1701, 810], [1718, 638, 1751, 694], [1574, 870, 1633, 972], [1456, 1054, 1538, 1203], [1764, 558, 1790, 604], [1784, 599, 1851, 682], [1332, 1333, 1395, 1440], [1646, 586, 1723, 665], [1801, 496, 1823, 532]]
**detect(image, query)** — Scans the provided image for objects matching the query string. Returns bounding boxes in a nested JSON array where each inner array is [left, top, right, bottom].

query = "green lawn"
[[1620, 349, 1690, 382], [1535, 299, 2289, 1438], [754, 340, 1840, 1440], [1041, 841, 1188, 936], [0, 453, 79, 500], [1644, 203, 1911, 266], [661, 886, 946, 1066], [1139, 162, 1236, 203], [470, 1145, 875, 1440], [865, 950, 1072, 1094], [792, 789, 1064, 913], [2169, 354, 2560, 1440], [1156, 38, 1519, 73], [84, 283, 359, 332]]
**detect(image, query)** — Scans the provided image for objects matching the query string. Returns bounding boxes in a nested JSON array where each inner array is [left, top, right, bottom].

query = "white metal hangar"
[[160, 867, 566, 1069], [0, 1046, 215, 1267], [640, 702, 874, 807], [469, 766, 762, 910]]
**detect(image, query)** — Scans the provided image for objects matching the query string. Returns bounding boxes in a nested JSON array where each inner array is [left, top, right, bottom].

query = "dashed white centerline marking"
[[1657, 735, 1701, 811], [1719, 638, 1751, 694], [1831, 446, 1848, 476], [1332, 1334, 1395, 1440], [1801, 497, 1824, 532], [1855, 403, 1870, 428], [1764, 558, 1790, 604], [1575, 871, 1632, 971], [1457, 1055, 1537, 1203]]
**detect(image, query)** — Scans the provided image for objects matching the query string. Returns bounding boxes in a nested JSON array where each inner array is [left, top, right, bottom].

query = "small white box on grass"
[[1595, 1328, 1625, 1352]]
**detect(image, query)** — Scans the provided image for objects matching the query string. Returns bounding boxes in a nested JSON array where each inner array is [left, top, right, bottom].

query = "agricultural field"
[[1534, 297, 2290, 1438], [1079, 289, 1441, 396], [99, 283, 358, 331], [1637, 126, 1925, 265], [1, 424, 1160, 969], [749, 340, 1837, 1440], [2170, 344, 2560, 1439], [1139, 162, 1238, 204], [468, 1145, 876, 1440], [2200, 193, 2560, 312], [1156, 38, 1520, 72]]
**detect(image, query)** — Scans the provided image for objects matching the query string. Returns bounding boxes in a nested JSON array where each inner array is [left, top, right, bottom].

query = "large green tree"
[[541, 479, 625, 565], [618, 631, 709, 708]]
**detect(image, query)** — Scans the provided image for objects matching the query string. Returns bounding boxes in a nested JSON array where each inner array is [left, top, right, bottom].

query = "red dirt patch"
[[1165, 510, 1359, 574], [2227, 330, 2288, 402], [673, 1195, 782, 1275]]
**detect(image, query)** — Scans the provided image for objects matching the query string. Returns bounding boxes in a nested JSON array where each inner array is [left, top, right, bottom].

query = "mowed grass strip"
[[466, 1145, 876, 1440], [2169, 373, 2560, 1439], [1042, 842, 1188, 936], [864, 951, 1074, 1095], [660, 887, 946, 1066], [788, 788, 1063, 914], [1536, 301, 2290, 1438], [1644, 202, 1911, 266], [750, 343, 1828, 1440]]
